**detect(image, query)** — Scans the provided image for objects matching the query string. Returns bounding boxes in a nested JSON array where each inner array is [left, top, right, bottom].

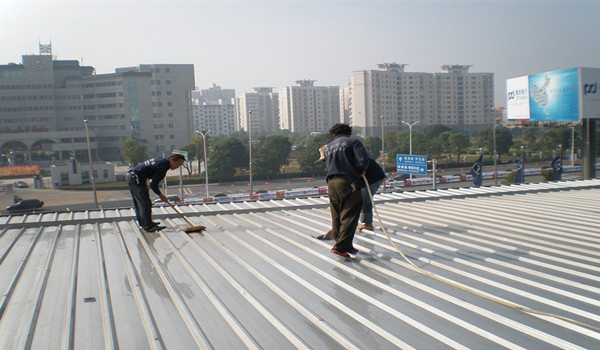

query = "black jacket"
[[324, 135, 369, 183], [360, 158, 386, 188], [131, 157, 170, 195]]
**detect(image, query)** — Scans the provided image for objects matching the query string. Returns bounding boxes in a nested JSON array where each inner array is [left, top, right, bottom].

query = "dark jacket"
[[324, 135, 369, 183], [131, 157, 170, 195], [360, 158, 386, 187]]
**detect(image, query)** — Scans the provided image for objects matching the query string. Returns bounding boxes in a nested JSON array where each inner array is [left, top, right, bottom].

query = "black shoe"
[[144, 225, 159, 232]]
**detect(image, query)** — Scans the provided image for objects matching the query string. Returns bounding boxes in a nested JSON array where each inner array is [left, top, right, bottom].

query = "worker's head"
[[169, 154, 186, 170], [329, 123, 352, 138]]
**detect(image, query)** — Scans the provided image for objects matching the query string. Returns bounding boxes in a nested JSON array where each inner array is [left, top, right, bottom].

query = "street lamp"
[[380, 116, 385, 172], [196, 130, 210, 197], [493, 117, 498, 185], [248, 111, 253, 199], [83, 119, 98, 208], [401, 120, 419, 179]]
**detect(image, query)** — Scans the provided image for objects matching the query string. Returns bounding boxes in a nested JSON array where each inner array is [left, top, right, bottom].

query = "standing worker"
[[127, 154, 186, 232], [323, 123, 369, 258], [316, 157, 386, 239]]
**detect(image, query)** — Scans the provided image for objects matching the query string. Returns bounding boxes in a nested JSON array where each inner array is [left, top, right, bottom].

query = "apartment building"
[[279, 80, 340, 133], [236, 87, 279, 134], [348, 63, 493, 136], [0, 50, 194, 164], [191, 84, 236, 136]]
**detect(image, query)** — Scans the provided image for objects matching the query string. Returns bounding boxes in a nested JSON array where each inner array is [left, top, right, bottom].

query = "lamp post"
[[571, 124, 575, 166], [380, 116, 385, 172], [493, 117, 498, 185], [401, 120, 419, 179], [83, 119, 98, 208], [520, 145, 525, 183], [248, 111, 253, 199], [196, 130, 210, 198]]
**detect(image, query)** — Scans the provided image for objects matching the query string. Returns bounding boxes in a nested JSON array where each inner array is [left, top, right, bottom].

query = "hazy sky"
[[2, 0, 599, 108]]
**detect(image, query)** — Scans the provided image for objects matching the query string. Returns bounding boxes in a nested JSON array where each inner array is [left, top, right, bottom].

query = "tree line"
[[121, 124, 583, 182]]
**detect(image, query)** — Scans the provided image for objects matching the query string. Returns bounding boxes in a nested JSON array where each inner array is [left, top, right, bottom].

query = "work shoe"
[[316, 230, 333, 240], [357, 223, 374, 231], [331, 249, 350, 258], [348, 248, 359, 254], [144, 225, 159, 232]]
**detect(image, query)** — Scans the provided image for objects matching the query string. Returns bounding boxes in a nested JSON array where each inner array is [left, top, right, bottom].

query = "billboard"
[[580, 67, 600, 119], [529, 67, 579, 121], [506, 76, 529, 120], [507, 67, 600, 121]]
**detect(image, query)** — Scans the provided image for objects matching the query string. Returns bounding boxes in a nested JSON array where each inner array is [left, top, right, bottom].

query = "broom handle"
[[170, 203, 195, 227]]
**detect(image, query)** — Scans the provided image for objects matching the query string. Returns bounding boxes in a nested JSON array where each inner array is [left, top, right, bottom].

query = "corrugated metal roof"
[[1, 179, 599, 349]]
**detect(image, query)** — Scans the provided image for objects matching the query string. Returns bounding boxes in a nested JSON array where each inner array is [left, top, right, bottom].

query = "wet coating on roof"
[[1, 180, 599, 349]]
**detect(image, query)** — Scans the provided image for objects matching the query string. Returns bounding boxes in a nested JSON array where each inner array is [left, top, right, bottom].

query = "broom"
[[169, 203, 206, 233]]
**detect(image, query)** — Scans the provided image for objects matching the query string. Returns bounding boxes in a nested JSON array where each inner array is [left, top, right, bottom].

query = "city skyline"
[[2, 0, 599, 108]]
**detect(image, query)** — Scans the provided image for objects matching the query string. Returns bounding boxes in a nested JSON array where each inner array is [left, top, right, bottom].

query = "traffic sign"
[[396, 154, 427, 175]]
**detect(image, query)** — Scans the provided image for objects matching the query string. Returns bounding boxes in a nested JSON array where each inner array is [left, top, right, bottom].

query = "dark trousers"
[[328, 178, 363, 253], [127, 174, 153, 229]]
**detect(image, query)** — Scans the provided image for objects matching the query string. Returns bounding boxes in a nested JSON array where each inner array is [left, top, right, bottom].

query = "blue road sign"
[[396, 154, 427, 175]]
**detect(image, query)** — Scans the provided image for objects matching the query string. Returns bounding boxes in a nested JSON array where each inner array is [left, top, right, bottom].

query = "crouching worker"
[[127, 154, 186, 232]]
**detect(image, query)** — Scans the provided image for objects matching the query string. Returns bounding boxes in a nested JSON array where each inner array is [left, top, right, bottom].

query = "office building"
[[0, 47, 194, 164]]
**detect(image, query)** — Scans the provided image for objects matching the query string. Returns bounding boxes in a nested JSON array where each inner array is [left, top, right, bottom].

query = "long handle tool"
[[170, 203, 206, 233]]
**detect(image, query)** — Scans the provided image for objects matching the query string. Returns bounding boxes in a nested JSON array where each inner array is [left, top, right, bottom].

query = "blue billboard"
[[528, 68, 579, 121]]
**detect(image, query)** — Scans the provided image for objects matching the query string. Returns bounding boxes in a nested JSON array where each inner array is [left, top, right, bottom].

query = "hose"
[[362, 175, 600, 333]]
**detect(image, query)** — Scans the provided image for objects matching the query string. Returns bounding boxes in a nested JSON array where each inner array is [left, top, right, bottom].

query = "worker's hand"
[[159, 194, 170, 205]]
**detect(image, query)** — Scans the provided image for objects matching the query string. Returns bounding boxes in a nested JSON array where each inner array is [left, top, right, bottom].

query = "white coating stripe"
[[158, 223, 262, 350], [131, 225, 214, 350], [114, 222, 165, 350], [94, 223, 119, 350]]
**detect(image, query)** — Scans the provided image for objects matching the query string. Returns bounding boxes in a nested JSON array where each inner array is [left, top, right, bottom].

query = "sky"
[[2, 0, 599, 108]]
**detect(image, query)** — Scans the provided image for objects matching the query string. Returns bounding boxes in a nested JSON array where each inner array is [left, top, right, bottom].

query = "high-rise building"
[[191, 84, 236, 136], [279, 80, 340, 133], [348, 63, 494, 136], [0, 49, 194, 163], [236, 87, 279, 134]]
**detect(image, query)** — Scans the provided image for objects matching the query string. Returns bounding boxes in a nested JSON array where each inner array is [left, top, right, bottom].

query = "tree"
[[207, 138, 247, 181], [121, 139, 147, 166], [423, 124, 452, 140], [539, 129, 560, 153], [297, 133, 332, 175], [363, 136, 382, 160], [448, 133, 471, 162], [254, 135, 292, 178], [477, 127, 513, 157], [522, 127, 539, 151]]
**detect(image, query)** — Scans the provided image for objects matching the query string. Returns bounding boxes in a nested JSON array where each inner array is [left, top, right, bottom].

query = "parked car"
[[13, 181, 28, 188], [6, 199, 44, 213]]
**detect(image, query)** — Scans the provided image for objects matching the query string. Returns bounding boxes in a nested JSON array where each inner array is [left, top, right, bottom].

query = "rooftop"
[[1, 179, 599, 349]]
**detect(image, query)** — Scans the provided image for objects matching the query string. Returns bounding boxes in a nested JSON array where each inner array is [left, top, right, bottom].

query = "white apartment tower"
[[348, 63, 493, 135], [191, 84, 236, 136], [236, 87, 279, 133], [279, 80, 340, 133]]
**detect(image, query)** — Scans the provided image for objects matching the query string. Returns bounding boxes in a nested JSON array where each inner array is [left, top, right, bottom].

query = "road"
[[1, 166, 585, 214]]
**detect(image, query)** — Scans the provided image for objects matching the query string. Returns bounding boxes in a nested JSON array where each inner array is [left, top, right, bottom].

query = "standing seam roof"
[[0, 179, 599, 349]]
